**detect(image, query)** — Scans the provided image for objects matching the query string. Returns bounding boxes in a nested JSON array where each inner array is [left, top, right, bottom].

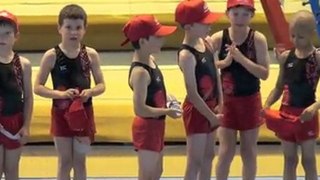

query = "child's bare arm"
[[263, 50, 289, 108], [233, 31, 269, 80], [179, 50, 221, 127], [300, 50, 320, 121], [210, 31, 233, 69], [19, 56, 33, 139], [130, 67, 179, 118], [205, 36, 224, 112], [34, 49, 77, 99], [86, 47, 105, 96], [78, 48, 105, 102]]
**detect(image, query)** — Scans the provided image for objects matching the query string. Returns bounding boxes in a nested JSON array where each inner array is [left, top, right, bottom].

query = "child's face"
[[189, 23, 211, 38], [0, 24, 16, 48], [290, 28, 313, 48], [141, 35, 165, 53], [58, 18, 86, 43], [227, 7, 253, 27]]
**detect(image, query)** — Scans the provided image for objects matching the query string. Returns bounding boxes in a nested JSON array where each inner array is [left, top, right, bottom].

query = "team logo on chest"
[[156, 76, 161, 82], [59, 64, 68, 72], [287, 62, 294, 68], [201, 57, 207, 63]]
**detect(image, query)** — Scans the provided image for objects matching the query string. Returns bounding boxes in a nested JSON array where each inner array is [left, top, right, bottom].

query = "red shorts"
[[182, 100, 218, 136], [265, 106, 319, 143], [222, 92, 264, 131], [132, 117, 165, 152], [51, 106, 96, 141], [0, 113, 23, 149]]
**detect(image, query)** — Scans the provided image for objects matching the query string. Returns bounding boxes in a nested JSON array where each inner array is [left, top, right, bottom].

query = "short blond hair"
[[289, 10, 316, 34]]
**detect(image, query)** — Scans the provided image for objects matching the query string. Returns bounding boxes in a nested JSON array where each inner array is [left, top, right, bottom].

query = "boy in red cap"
[[34, 4, 105, 180], [175, 0, 223, 179], [264, 10, 319, 180], [121, 15, 181, 180], [210, 0, 270, 179], [0, 10, 33, 180]]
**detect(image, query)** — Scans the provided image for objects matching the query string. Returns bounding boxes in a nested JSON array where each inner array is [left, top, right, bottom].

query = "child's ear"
[[225, 9, 230, 17], [184, 24, 192, 31], [84, 23, 88, 30], [138, 38, 144, 46], [251, 11, 255, 18], [139, 38, 148, 46], [14, 31, 20, 41], [57, 24, 65, 35]]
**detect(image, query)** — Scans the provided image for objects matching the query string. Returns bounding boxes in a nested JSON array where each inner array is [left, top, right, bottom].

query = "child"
[[121, 15, 181, 180], [34, 4, 105, 180], [264, 10, 319, 180], [210, 0, 269, 179], [0, 10, 33, 180], [175, 0, 223, 179]]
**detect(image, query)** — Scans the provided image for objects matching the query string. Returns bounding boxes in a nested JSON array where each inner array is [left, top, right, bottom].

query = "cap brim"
[[199, 12, 223, 24], [227, 3, 255, 11], [154, 25, 177, 37]]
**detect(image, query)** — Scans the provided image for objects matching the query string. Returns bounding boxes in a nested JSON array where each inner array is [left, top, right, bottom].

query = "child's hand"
[[273, 48, 282, 61], [79, 89, 93, 102], [60, 88, 79, 99], [227, 44, 245, 64], [210, 114, 223, 128], [167, 108, 182, 119], [225, 53, 233, 66], [18, 125, 29, 145], [166, 94, 182, 119], [260, 104, 271, 117], [300, 105, 317, 122], [214, 104, 223, 114]]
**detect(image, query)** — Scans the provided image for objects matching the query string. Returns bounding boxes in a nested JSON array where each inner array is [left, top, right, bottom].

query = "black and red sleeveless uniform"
[[178, 42, 219, 135], [50, 45, 95, 139], [0, 53, 24, 149], [128, 61, 167, 152], [218, 28, 263, 131]]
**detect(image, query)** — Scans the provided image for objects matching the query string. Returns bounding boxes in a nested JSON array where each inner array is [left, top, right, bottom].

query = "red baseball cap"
[[227, 0, 255, 10], [0, 10, 19, 32], [121, 15, 177, 46], [175, 0, 222, 25]]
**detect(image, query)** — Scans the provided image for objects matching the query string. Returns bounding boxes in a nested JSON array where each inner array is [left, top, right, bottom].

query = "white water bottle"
[[167, 94, 182, 117], [168, 100, 182, 117]]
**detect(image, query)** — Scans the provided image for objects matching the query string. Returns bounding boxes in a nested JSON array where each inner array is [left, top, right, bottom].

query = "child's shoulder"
[[178, 48, 196, 62], [17, 55, 31, 68], [277, 50, 290, 65], [210, 30, 224, 43], [43, 48, 57, 60], [315, 48, 320, 64], [211, 30, 224, 39], [253, 30, 267, 43], [85, 46, 98, 56], [84, 46, 100, 64], [38, 48, 57, 69]]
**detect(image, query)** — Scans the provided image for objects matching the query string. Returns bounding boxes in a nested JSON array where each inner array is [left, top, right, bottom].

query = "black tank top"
[[282, 49, 320, 107], [178, 43, 218, 102], [218, 28, 260, 96], [51, 45, 91, 108], [128, 61, 167, 120], [0, 53, 23, 115]]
